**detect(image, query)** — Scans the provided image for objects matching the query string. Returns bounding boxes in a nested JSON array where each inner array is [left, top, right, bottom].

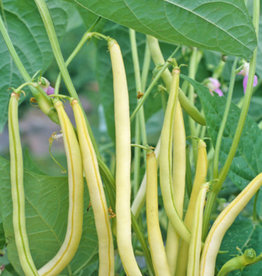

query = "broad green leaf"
[[96, 23, 163, 140], [216, 216, 262, 276], [0, 0, 75, 132], [0, 156, 98, 275], [256, 21, 262, 78], [181, 75, 262, 189], [71, 0, 256, 60]]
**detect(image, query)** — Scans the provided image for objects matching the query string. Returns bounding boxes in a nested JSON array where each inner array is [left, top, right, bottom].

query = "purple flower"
[[206, 77, 223, 96], [40, 77, 54, 95], [238, 62, 258, 93], [42, 85, 55, 95]]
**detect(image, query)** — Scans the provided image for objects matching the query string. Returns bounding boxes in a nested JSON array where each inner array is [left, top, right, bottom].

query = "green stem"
[[54, 18, 101, 94], [0, 15, 31, 82], [131, 213, 154, 275], [213, 58, 238, 179], [203, 0, 260, 239], [54, 31, 93, 94], [130, 48, 179, 121], [34, 0, 100, 154], [187, 48, 202, 162], [129, 29, 144, 194], [0, 14, 59, 123]]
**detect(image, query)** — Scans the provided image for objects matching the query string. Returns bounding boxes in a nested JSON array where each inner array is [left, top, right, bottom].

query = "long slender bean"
[[38, 100, 84, 276], [108, 38, 142, 275], [159, 67, 190, 243], [8, 92, 39, 276], [71, 99, 114, 276], [166, 100, 186, 275], [200, 173, 262, 276], [146, 151, 171, 276]]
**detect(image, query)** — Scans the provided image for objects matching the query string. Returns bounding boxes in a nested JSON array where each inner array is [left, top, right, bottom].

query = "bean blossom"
[[238, 62, 258, 93], [206, 77, 223, 96]]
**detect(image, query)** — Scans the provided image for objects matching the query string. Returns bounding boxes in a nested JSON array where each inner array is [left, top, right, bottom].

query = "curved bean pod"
[[8, 92, 39, 276], [159, 67, 190, 243], [200, 173, 262, 276], [71, 99, 114, 276], [108, 38, 142, 276], [165, 100, 186, 275], [176, 140, 207, 276], [38, 100, 84, 276]]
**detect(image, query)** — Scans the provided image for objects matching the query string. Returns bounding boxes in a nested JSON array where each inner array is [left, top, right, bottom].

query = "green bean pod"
[[71, 99, 114, 276], [8, 92, 39, 276], [108, 38, 142, 276], [38, 100, 83, 276]]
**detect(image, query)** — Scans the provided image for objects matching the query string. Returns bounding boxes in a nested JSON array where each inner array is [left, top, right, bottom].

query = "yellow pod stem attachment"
[[146, 151, 171, 276], [108, 38, 142, 276], [187, 183, 209, 276], [71, 99, 114, 276], [200, 173, 262, 276], [159, 67, 190, 243], [38, 100, 84, 276], [8, 92, 39, 276]]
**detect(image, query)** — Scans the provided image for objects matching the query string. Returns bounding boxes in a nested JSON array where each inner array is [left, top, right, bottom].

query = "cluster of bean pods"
[[8, 36, 262, 276]]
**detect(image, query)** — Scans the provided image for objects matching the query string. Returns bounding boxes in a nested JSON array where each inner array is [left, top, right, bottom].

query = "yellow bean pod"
[[200, 173, 262, 276], [108, 38, 142, 275], [146, 151, 171, 276], [176, 140, 207, 276], [8, 92, 39, 276], [71, 99, 114, 276], [159, 67, 190, 243], [38, 100, 84, 276], [165, 101, 186, 275], [187, 183, 209, 276]]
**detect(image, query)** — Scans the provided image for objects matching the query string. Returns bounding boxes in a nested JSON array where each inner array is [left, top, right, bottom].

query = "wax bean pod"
[[108, 38, 142, 276], [187, 183, 209, 276], [159, 67, 190, 243], [38, 100, 83, 276], [146, 151, 171, 276], [8, 92, 39, 276], [71, 99, 114, 276], [200, 173, 262, 276]]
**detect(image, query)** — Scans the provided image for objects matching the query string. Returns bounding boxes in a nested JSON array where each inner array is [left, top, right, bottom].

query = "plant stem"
[[213, 58, 238, 179], [54, 18, 101, 94], [0, 15, 31, 82], [130, 48, 179, 121], [34, 0, 100, 153], [203, 0, 260, 239], [187, 48, 202, 162], [129, 29, 144, 194]]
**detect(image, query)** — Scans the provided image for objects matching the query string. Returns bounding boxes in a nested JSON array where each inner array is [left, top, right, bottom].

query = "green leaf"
[[216, 216, 262, 276], [256, 21, 262, 78], [96, 22, 163, 140], [71, 0, 256, 59], [0, 0, 76, 132], [0, 155, 98, 275], [181, 75, 262, 189]]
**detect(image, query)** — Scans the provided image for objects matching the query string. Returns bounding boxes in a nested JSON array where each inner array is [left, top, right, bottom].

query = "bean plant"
[[0, 0, 262, 275]]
